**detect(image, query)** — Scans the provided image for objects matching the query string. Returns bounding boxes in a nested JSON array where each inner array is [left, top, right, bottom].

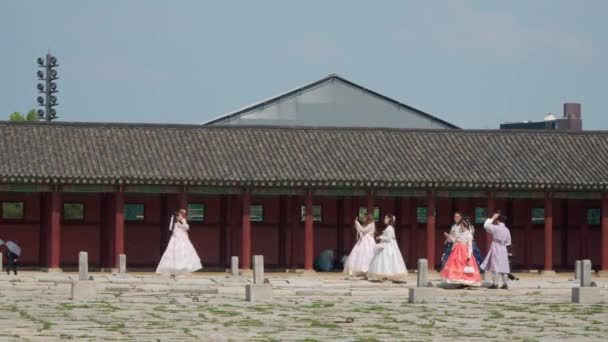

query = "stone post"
[[79, 251, 89, 281], [0, 252, 3, 273], [572, 259, 599, 304], [253, 255, 264, 284], [246, 255, 272, 302], [575, 260, 582, 281], [119, 254, 127, 274], [580, 259, 592, 287], [231, 256, 239, 276], [417, 259, 428, 287]]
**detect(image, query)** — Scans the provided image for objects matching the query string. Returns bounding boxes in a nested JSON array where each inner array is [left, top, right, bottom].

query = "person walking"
[[6, 250, 18, 275], [156, 209, 203, 276], [481, 211, 512, 289]]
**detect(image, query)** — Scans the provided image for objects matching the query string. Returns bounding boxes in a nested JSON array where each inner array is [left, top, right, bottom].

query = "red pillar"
[[241, 190, 251, 270], [177, 191, 187, 211], [336, 197, 345, 260], [524, 199, 533, 270], [367, 190, 375, 216], [278, 195, 287, 268], [304, 190, 314, 270], [544, 194, 553, 272], [486, 192, 495, 251], [426, 191, 436, 270], [113, 191, 125, 268], [47, 189, 61, 269], [580, 202, 589, 259], [601, 194, 608, 271], [290, 196, 299, 269]]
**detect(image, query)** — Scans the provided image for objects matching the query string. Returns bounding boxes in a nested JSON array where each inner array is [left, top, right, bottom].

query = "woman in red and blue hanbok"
[[440, 219, 481, 287]]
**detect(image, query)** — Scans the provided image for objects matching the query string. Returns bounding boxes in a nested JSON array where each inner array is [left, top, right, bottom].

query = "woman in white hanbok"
[[343, 214, 376, 276], [156, 209, 203, 276], [367, 214, 408, 282]]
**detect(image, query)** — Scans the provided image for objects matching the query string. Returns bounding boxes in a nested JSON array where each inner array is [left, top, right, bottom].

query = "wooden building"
[[0, 122, 607, 273]]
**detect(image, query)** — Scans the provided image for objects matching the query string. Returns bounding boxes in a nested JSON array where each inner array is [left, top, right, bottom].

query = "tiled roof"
[[1, 121, 607, 191]]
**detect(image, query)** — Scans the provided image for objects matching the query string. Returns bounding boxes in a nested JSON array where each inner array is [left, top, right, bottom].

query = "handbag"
[[463, 265, 474, 274]]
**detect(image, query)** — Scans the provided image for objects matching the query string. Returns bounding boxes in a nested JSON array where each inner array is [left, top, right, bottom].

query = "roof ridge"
[[1, 121, 607, 135]]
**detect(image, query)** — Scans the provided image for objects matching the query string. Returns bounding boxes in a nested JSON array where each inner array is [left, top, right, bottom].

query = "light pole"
[[36, 53, 59, 121]]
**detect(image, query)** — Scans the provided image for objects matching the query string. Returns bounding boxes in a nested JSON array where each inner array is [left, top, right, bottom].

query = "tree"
[[9, 112, 24, 121], [9, 109, 39, 121], [26, 109, 38, 121]]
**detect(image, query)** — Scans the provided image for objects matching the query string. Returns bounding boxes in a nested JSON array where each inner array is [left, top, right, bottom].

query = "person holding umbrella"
[[1, 240, 21, 275]]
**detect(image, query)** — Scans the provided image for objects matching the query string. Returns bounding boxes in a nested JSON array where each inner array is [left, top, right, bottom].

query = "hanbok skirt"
[[343, 234, 376, 276], [367, 241, 408, 281], [440, 243, 481, 286], [156, 231, 203, 275], [442, 241, 484, 274]]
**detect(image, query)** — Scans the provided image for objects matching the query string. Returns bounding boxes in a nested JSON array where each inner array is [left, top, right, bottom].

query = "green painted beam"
[[0, 184, 52, 192], [124, 185, 181, 194], [62, 185, 116, 193], [313, 188, 367, 197], [553, 192, 601, 199], [187, 187, 242, 195], [251, 188, 305, 196]]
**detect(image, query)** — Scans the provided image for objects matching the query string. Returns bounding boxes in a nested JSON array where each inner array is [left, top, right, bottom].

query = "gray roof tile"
[[1, 122, 607, 190]]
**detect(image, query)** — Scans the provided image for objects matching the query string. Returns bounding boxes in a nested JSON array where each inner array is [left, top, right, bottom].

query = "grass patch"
[[309, 319, 339, 329], [249, 305, 276, 314], [303, 302, 335, 309], [223, 318, 265, 328], [208, 307, 242, 317], [94, 301, 122, 312], [18, 310, 53, 331], [488, 310, 505, 319], [59, 303, 92, 311]]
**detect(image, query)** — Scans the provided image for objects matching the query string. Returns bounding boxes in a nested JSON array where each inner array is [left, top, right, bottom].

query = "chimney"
[[563, 103, 582, 131]]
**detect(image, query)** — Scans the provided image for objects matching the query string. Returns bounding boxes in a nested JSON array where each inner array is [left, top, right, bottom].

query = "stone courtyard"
[[0, 271, 606, 341]]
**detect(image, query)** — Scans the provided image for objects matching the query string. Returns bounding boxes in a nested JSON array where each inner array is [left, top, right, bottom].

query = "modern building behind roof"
[[206, 74, 458, 129], [500, 103, 583, 131], [1, 121, 607, 275]]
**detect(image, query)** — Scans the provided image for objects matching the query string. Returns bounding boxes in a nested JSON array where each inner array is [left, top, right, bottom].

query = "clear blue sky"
[[1, 0, 606, 129]]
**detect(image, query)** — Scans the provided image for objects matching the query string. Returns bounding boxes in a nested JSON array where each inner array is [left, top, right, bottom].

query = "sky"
[[0, 0, 606, 129]]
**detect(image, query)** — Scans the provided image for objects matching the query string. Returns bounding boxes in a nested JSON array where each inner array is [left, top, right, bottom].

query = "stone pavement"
[[0, 272, 606, 341]]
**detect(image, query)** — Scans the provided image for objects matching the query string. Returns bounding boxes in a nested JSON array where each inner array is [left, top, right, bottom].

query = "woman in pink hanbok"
[[343, 214, 376, 276], [440, 218, 482, 287], [156, 209, 203, 276]]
